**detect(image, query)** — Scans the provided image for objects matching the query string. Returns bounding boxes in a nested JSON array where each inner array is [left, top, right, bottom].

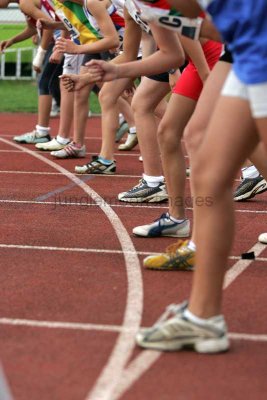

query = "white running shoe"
[[75, 156, 116, 174], [136, 302, 229, 354], [13, 130, 51, 144], [36, 138, 69, 151], [51, 142, 86, 158], [258, 232, 267, 244], [118, 179, 168, 203], [118, 133, 138, 151], [133, 213, 190, 237]]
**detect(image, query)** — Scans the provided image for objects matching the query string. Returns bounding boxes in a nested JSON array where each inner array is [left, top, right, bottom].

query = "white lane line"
[[0, 243, 148, 256], [0, 198, 266, 215], [0, 318, 125, 333], [0, 149, 141, 158], [228, 333, 267, 341], [0, 170, 248, 185], [0, 364, 14, 400], [0, 138, 143, 400], [223, 243, 266, 288], [0, 317, 266, 342], [0, 170, 141, 179], [0, 243, 266, 262], [111, 240, 267, 399]]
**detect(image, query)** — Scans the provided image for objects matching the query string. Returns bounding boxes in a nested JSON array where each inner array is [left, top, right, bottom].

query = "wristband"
[[32, 46, 47, 69]]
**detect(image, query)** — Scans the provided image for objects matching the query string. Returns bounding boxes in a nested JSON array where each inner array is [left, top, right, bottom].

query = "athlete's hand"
[[85, 60, 118, 82], [0, 39, 14, 53], [60, 73, 96, 92], [50, 49, 63, 64], [37, 18, 56, 30], [55, 38, 79, 54]]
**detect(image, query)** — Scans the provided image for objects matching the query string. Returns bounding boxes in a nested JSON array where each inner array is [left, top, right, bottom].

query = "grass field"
[[0, 24, 100, 113], [0, 24, 34, 63], [0, 80, 101, 114]]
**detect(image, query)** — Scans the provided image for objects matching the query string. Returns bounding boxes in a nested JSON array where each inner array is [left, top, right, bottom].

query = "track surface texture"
[[0, 113, 266, 400]]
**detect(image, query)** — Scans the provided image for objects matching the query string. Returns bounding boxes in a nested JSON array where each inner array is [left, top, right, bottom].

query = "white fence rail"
[[0, 47, 37, 80]]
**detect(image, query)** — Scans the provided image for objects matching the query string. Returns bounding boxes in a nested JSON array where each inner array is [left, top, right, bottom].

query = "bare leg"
[[57, 81, 74, 139], [189, 96, 258, 318], [184, 61, 231, 242], [98, 78, 133, 160], [131, 77, 170, 176], [255, 118, 267, 158], [117, 96, 136, 129], [249, 143, 267, 179], [73, 67, 95, 146], [37, 94, 52, 127], [158, 94, 196, 219]]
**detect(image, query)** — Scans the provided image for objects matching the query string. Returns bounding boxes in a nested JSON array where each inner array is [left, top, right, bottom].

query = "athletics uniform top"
[[18, 0, 58, 28], [52, 0, 102, 44], [82, 0, 125, 45], [133, 0, 204, 40], [125, 0, 151, 34], [198, 0, 267, 84]]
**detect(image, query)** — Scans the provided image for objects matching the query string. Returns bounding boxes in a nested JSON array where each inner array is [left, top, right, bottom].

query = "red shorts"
[[173, 41, 223, 101]]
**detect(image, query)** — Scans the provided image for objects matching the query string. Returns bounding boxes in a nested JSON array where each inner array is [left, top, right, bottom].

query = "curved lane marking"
[[0, 138, 143, 400]]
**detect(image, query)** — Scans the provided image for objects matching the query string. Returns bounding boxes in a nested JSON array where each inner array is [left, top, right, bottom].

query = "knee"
[[184, 123, 204, 157], [75, 86, 89, 106], [99, 86, 115, 108], [154, 102, 166, 120], [131, 93, 150, 116], [191, 154, 232, 200], [157, 120, 178, 151]]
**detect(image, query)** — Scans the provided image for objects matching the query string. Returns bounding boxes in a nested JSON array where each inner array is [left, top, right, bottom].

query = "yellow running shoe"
[[143, 240, 195, 271]]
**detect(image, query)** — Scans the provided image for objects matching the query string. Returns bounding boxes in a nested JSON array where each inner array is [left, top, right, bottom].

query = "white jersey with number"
[[125, 0, 150, 34]]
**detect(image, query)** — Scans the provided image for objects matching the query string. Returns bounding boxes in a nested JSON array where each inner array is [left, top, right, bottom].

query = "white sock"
[[57, 135, 70, 145], [188, 240, 196, 251], [119, 113, 125, 125], [184, 309, 218, 326], [36, 125, 50, 136], [168, 213, 186, 223], [129, 126, 137, 134], [241, 165, 259, 179], [143, 173, 164, 188]]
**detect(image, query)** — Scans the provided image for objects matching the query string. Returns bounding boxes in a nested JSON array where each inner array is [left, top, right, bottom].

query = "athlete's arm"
[[37, 18, 66, 31], [55, 0, 120, 54], [111, 6, 142, 64], [180, 36, 210, 82], [20, 0, 54, 22], [86, 22, 185, 81], [0, 21, 36, 53]]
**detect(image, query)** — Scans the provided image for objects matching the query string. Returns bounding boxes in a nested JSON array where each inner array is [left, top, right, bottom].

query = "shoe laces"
[[25, 130, 38, 140], [154, 212, 169, 223], [154, 301, 188, 326], [165, 240, 189, 255], [128, 179, 146, 192]]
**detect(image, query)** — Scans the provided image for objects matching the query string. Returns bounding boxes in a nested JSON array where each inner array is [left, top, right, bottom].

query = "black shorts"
[[147, 72, 170, 83], [82, 51, 114, 66], [220, 46, 233, 64]]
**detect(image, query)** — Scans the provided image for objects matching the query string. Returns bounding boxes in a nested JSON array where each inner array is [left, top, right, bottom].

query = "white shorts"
[[63, 53, 84, 75], [221, 69, 267, 118]]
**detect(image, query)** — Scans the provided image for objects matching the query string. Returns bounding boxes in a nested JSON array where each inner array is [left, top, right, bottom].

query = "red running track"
[[0, 113, 266, 400]]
